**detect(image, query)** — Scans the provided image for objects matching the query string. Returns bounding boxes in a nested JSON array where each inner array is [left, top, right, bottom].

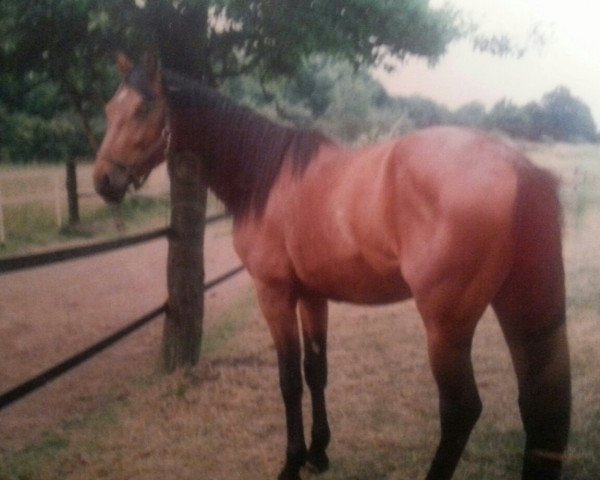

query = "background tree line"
[[227, 58, 599, 145], [1, 0, 596, 165]]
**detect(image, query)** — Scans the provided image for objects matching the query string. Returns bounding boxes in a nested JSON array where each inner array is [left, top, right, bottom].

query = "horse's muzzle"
[[94, 163, 130, 204]]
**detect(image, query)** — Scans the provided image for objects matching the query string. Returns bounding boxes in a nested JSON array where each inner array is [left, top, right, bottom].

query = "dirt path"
[[0, 219, 251, 451]]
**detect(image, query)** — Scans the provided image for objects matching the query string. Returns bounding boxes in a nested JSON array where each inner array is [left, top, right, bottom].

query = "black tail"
[[503, 159, 565, 337]]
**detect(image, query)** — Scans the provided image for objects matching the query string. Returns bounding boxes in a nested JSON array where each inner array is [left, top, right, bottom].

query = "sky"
[[373, 0, 600, 125]]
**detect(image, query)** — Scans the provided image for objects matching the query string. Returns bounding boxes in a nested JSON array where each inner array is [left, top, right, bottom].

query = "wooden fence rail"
[[0, 262, 244, 411], [0, 213, 243, 410], [1, 155, 235, 409], [0, 213, 227, 274]]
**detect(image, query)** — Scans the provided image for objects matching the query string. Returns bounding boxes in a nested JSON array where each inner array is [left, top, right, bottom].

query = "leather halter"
[[106, 124, 170, 190]]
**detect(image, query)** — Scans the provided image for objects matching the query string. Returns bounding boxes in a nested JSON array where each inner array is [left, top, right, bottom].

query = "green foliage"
[[0, 69, 86, 162], [392, 95, 452, 129], [225, 58, 599, 145], [0, 108, 88, 163], [539, 86, 597, 142], [2, 0, 596, 164], [453, 101, 487, 129], [0, 0, 141, 162], [2, 0, 462, 162], [207, 0, 460, 80], [486, 87, 598, 143], [487, 98, 532, 138], [224, 57, 412, 143]]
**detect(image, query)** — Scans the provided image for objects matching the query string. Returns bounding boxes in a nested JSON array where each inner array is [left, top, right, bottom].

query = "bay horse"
[[94, 53, 571, 480]]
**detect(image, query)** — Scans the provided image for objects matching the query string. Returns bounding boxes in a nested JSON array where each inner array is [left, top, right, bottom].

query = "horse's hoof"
[[278, 461, 304, 480], [277, 469, 301, 480], [306, 450, 330, 474]]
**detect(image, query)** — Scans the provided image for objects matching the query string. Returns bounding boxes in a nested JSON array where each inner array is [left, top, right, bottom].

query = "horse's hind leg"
[[492, 165, 571, 479], [493, 291, 571, 479], [299, 296, 331, 473], [410, 234, 509, 478]]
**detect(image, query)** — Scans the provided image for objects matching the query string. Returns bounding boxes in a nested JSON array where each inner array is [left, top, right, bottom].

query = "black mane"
[[126, 67, 331, 219]]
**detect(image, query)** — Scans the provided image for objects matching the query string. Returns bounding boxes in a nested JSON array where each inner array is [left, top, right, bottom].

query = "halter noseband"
[[105, 157, 150, 190], [106, 124, 170, 191]]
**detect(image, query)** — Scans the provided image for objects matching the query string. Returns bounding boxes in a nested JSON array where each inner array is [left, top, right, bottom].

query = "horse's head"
[[93, 52, 168, 203]]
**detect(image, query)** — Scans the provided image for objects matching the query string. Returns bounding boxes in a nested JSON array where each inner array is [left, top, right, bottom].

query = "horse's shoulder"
[[232, 213, 292, 284]]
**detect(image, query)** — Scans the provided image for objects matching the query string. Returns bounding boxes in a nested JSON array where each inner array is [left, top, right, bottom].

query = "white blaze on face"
[[115, 88, 129, 105]]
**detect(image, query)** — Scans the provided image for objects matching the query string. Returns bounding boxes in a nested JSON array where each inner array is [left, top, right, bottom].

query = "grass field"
[[0, 161, 170, 256], [1, 141, 599, 479], [0, 161, 226, 257]]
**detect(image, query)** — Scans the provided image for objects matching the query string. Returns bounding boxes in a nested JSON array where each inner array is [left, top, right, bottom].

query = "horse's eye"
[[134, 101, 153, 119]]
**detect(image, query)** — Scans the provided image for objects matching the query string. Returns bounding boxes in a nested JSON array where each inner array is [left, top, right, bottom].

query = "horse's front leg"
[[255, 281, 306, 480], [299, 296, 330, 473]]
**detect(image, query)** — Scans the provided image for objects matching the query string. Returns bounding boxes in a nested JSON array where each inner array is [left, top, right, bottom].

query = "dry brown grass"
[[1, 142, 599, 479]]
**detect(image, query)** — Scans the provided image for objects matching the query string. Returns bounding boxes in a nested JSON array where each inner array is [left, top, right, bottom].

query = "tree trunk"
[[66, 160, 80, 225], [77, 109, 99, 153], [146, 0, 210, 82], [64, 84, 100, 153], [161, 150, 208, 372]]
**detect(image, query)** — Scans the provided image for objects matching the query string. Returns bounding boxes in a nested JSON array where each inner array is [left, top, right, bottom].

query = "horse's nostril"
[[99, 173, 110, 191], [94, 173, 110, 195], [95, 173, 126, 204]]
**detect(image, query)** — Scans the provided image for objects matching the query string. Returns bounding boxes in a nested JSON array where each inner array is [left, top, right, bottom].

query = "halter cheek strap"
[[106, 125, 169, 190], [163, 118, 172, 153]]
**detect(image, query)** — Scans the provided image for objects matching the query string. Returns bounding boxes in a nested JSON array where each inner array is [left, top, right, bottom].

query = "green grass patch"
[[0, 194, 170, 257], [567, 409, 600, 479], [0, 432, 69, 480], [0, 161, 226, 257], [459, 424, 523, 479], [201, 290, 256, 358], [0, 399, 129, 480], [60, 402, 122, 434]]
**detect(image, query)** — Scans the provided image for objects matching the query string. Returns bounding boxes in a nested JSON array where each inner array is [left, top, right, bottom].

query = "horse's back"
[[236, 126, 559, 316]]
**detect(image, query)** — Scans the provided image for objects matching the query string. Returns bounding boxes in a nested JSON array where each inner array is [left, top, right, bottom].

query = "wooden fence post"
[[161, 150, 207, 372], [54, 175, 62, 227], [0, 189, 5, 246], [66, 160, 79, 225]]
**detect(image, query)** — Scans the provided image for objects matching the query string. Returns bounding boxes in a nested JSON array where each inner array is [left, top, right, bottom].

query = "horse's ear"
[[116, 52, 134, 77], [141, 50, 160, 81]]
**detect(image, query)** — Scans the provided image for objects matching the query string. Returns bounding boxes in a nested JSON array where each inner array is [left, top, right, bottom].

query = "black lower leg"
[[306, 391, 330, 473], [425, 330, 481, 480], [300, 296, 331, 475], [278, 353, 307, 480], [278, 394, 306, 480], [426, 398, 482, 480], [304, 350, 330, 473], [517, 326, 571, 480], [520, 390, 570, 480]]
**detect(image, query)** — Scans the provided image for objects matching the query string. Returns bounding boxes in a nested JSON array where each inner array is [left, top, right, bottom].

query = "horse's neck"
[[167, 89, 319, 219]]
